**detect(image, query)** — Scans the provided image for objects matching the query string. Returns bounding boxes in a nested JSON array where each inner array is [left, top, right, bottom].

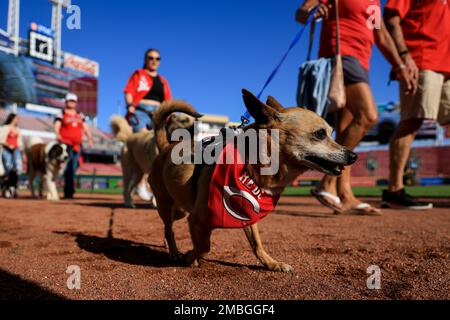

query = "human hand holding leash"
[[127, 105, 136, 114], [296, 0, 331, 24], [314, 3, 332, 20]]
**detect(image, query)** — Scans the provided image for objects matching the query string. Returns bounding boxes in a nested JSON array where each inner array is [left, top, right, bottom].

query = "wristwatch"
[[399, 50, 409, 58]]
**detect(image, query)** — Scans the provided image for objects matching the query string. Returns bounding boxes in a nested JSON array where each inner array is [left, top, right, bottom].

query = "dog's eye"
[[313, 129, 327, 140]]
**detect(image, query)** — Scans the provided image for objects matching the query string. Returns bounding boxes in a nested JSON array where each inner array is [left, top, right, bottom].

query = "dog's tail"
[[110, 116, 133, 143], [153, 100, 203, 151]]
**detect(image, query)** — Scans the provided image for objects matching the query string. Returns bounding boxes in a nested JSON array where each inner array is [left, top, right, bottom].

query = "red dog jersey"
[[208, 143, 280, 229]]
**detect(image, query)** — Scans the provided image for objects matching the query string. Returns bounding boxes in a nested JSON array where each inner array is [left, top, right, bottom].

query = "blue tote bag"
[[297, 0, 346, 118]]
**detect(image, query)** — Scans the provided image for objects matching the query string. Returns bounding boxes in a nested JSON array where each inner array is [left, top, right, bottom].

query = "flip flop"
[[336, 203, 383, 216], [311, 189, 343, 213]]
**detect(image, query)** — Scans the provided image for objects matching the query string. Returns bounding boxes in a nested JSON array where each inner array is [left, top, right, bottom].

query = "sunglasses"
[[147, 56, 161, 61]]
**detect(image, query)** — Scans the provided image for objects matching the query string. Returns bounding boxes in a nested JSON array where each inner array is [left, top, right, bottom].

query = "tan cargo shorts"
[[400, 70, 450, 125]]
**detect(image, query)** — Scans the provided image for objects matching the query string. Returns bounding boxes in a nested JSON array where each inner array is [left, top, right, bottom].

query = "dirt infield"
[[0, 194, 449, 300]]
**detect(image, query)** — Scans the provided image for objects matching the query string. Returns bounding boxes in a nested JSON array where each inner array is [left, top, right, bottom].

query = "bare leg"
[[316, 107, 354, 209], [244, 224, 293, 272], [335, 83, 380, 214], [388, 119, 423, 192]]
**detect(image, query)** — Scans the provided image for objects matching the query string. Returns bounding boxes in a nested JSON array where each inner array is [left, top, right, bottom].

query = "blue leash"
[[240, 6, 319, 126]]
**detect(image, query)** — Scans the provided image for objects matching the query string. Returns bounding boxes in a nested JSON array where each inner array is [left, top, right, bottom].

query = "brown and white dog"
[[110, 108, 196, 208], [26, 137, 69, 201], [149, 89, 357, 272]]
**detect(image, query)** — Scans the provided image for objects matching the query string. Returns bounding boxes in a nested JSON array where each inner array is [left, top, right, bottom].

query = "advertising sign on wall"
[[0, 51, 98, 117], [64, 53, 99, 77], [29, 23, 54, 63]]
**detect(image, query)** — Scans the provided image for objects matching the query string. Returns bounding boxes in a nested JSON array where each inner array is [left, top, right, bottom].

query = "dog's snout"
[[346, 151, 358, 165]]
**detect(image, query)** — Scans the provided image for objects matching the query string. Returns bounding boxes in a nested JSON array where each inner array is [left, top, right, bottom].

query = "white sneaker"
[[137, 184, 153, 202]]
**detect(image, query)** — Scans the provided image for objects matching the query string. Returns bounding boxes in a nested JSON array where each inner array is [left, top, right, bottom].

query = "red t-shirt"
[[6, 129, 19, 149], [124, 69, 172, 106], [385, 0, 450, 74], [57, 110, 85, 152], [319, 0, 381, 71]]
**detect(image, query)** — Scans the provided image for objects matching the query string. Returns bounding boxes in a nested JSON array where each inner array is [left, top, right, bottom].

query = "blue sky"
[[1, 0, 398, 131]]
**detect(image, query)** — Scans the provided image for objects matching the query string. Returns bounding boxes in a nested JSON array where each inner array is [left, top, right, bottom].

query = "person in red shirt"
[[0, 113, 23, 198], [124, 48, 172, 133], [382, 0, 450, 210], [296, 0, 415, 215], [54, 93, 93, 199], [123, 48, 172, 202]]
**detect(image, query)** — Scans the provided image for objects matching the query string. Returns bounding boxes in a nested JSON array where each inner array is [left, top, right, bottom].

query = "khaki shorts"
[[400, 70, 450, 125]]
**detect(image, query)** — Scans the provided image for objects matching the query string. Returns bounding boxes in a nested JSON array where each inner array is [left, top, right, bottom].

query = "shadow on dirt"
[[433, 201, 450, 208], [0, 269, 65, 300], [54, 231, 174, 268], [277, 201, 323, 208], [53, 231, 267, 271], [274, 210, 335, 219], [57, 202, 154, 210]]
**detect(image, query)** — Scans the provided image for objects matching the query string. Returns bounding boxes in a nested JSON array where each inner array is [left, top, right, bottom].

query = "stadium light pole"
[[51, 0, 71, 68], [7, 0, 20, 56]]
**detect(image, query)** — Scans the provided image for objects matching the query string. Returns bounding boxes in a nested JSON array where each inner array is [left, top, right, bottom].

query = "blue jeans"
[[2, 147, 17, 175], [64, 146, 80, 198], [128, 104, 156, 133]]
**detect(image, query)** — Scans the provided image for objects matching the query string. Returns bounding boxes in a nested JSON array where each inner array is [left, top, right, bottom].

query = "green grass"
[[78, 185, 450, 198], [283, 185, 450, 198], [76, 188, 123, 195]]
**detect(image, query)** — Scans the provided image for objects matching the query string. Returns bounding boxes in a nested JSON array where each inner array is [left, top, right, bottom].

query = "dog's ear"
[[266, 96, 285, 112], [242, 89, 278, 124]]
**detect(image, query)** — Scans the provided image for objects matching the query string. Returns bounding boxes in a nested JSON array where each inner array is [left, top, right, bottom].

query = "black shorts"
[[342, 55, 370, 85]]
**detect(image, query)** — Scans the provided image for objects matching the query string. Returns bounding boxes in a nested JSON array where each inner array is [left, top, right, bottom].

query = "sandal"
[[336, 203, 382, 216], [311, 189, 343, 213]]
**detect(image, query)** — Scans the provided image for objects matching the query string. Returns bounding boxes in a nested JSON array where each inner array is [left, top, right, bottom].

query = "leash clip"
[[239, 115, 250, 128]]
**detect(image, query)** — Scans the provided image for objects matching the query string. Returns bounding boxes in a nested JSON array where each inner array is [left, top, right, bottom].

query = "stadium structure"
[[1, 0, 449, 192], [0, 0, 240, 192], [0, 0, 124, 191]]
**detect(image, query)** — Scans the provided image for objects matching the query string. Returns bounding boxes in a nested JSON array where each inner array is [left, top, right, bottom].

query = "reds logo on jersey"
[[137, 76, 150, 92], [208, 143, 279, 229]]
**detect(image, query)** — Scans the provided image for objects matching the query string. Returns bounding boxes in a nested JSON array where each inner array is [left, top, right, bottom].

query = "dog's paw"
[[268, 262, 293, 273], [184, 250, 200, 268]]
